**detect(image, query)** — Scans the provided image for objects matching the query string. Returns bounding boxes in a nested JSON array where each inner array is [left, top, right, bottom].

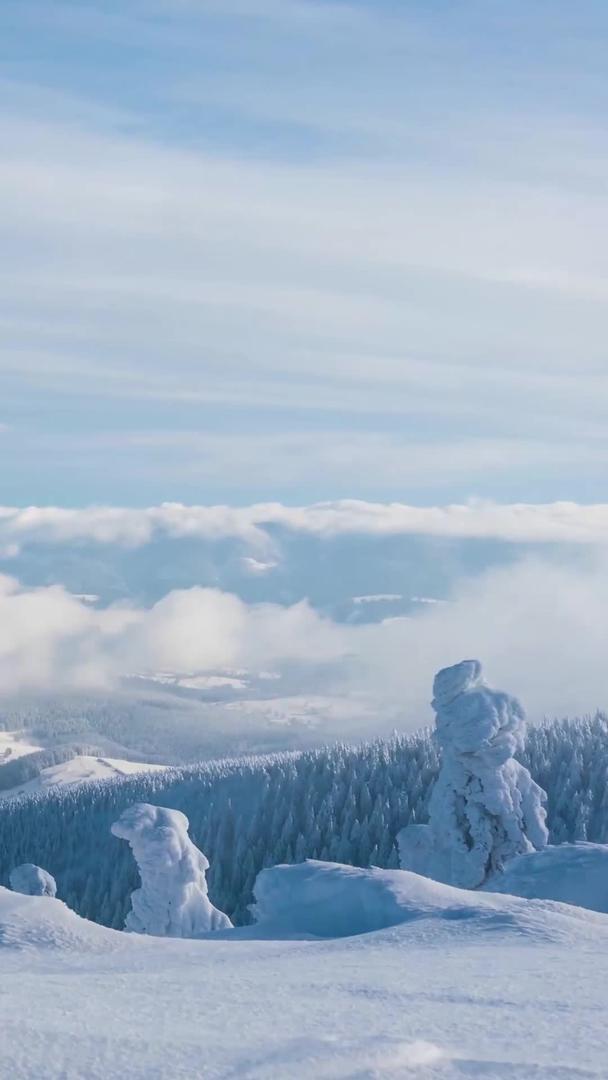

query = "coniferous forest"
[[1, 713, 607, 927]]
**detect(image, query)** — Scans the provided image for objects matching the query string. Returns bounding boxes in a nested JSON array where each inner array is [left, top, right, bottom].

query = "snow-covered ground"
[[0, 730, 44, 763], [485, 842, 608, 914], [0, 755, 168, 801], [2, 861, 608, 1079], [222, 693, 389, 731]]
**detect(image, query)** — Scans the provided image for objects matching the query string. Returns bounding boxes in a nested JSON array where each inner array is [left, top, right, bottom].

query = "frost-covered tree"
[[10, 863, 57, 897], [111, 803, 232, 936], [398, 660, 548, 888], [3, 712, 607, 928]]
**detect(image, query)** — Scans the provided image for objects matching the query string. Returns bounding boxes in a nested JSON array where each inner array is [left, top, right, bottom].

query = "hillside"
[[0, 753, 168, 802], [1, 714, 607, 928]]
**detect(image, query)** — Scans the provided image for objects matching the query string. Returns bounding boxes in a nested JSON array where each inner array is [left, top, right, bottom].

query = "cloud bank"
[[2, 500, 608, 554], [2, 553, 608, 725]]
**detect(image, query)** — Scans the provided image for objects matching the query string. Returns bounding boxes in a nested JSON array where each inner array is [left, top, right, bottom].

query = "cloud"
[[352, 554, 608, 723], [3, 500, 608, 551], [241, 556, 278, 575], [2, 553, 608, 727], [0, 577, 348, 694], [4, 3, 608, 505]]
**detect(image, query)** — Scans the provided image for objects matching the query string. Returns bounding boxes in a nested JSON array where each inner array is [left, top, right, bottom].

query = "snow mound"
[[10, 863, 56, 897], [251, 859, 608, 941], [112, 802, 232, 936], [0, 886, 121, 953], [485, 841, 608, 913]]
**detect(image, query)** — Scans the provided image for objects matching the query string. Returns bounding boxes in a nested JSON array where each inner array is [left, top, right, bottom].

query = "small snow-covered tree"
[[111, 803, 232, 937], [398, 659, 548, 889], [10, 863, 57, 897]]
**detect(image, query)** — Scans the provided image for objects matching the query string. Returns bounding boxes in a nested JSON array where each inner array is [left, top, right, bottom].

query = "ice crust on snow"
[[111, 802, 232, 936], [399, 659, 548, 888], [10, 863, 57, 897]]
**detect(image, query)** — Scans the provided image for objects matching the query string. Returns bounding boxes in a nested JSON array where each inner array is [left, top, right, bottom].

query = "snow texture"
[[0, 754, 168, 802], [250, 858, 605, 941], [3, 857, 608, 1079], [0, 886, 118, 953], [111, 802, 232, 936], [399, 659, 548, 888], [484, 841, 608, 913], [9, 863, 57, 898]]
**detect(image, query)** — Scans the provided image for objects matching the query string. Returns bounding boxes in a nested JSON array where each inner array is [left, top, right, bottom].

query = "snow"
[[241, 556, 278, 575], [2, 860, 608, 1078], [178, 674, 248, 690], [131, 671, 248, 690], [0, 754, 168, 801], [399, 660, 547, 888], [0, 729, 44, 763], [485, 841, 608, 914], [111, 803, 232, 936], [223, 694, 382, 730], [10, 863, 57, 898], [251, 859, 606, 941], [0, 887, 118, 953], [352, 593, 403, 604]]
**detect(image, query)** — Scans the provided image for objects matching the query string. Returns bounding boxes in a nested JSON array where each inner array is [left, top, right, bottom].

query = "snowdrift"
[[10, 863, 56, 897], [484, 841, 608, 913], [251, 859, 608, 941], [0, 886, 121, 953]]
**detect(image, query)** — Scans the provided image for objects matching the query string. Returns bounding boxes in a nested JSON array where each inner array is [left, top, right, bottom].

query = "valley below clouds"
[[1, 499, 607, 749]]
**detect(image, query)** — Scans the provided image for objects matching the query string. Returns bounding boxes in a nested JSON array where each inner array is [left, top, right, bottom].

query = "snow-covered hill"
[[3, 713, 608, 929], [2, 863, 608, 1078], [0, 754, 168, 802], [0, 730, 44, 763]]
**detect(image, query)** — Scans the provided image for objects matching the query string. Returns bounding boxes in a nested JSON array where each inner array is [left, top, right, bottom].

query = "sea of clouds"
[[1, 500, 607, 728]]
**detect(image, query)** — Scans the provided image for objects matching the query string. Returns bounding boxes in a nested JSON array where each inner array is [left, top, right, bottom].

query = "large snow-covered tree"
[[111, 803, 232, 936], [398, 659, 548, 888]]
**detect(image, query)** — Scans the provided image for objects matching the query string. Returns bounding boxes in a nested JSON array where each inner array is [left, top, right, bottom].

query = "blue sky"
[[2, 0, 608, 506]]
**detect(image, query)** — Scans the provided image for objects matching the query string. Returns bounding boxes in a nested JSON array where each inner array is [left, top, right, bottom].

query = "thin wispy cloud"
[[2, 1, 608, 504]]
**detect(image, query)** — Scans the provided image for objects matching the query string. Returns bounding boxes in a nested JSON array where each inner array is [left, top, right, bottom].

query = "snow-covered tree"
[[398, 659, 548, 888], [111, 803, 232, 937], [4, 711, 607, 927], [10, 863, 57, 897]]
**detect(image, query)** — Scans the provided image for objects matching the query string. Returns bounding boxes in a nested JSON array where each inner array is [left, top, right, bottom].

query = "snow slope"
[[2, 862, 608, 1078], [485, 841, 608, 913], [0, 755, 168, 801], [0, 730, 44, 763], [251, 858, 608, 939]]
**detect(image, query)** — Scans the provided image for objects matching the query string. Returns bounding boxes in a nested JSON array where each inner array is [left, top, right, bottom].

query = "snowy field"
[[0, 730, 44, 763], [0, 753, 168, 801], [2, 863, 608, 1080]]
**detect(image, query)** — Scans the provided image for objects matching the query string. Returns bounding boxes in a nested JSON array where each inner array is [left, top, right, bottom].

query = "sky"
[[2, 2, 608, 726], [2, 0, 608, 505]]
